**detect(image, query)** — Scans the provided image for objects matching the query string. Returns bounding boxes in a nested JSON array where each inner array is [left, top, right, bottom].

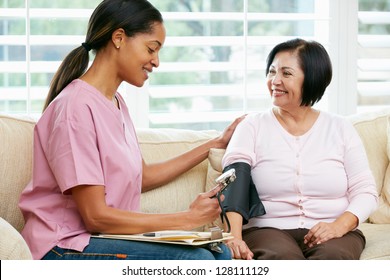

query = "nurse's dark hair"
[[265, 38, 332, 106], [43, 0, 163, 111]]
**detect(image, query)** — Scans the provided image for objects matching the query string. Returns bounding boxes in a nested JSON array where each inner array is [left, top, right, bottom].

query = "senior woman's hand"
[[304, 211, 359, 247], [226, 237, 253, 260]]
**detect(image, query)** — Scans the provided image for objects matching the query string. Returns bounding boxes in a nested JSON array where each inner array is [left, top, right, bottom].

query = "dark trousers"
[[243, 227, 366, 260]]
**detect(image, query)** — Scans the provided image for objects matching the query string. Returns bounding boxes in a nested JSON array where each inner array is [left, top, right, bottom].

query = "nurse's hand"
[[213, 115, 246, 149], [186, 185, 223, 228]]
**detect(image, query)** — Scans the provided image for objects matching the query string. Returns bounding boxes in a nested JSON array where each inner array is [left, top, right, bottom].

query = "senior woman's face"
[[267, 50, 304, 110]]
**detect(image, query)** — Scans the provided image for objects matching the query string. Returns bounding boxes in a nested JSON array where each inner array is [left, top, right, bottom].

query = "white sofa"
[[1, 109, 390, 260]]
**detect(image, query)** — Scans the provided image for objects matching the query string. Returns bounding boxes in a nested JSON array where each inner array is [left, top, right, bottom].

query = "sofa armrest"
[[0, 217, 32, 260]]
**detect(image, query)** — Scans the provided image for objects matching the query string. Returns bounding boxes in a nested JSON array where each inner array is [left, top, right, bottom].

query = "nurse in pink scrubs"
[[19, 0, 241, 260]]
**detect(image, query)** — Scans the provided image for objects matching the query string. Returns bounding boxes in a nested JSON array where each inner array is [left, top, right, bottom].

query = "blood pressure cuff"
[[221, 162, 265, 225]]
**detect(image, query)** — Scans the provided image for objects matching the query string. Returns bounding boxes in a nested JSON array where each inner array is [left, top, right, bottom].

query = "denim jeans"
[[42, 237, 231, 260]]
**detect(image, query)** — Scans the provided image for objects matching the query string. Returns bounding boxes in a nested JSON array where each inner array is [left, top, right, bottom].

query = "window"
[[357, 0, 390, 112], [0, 0, 100, 117], [145, 0, 332, 130], [0, 0, 389, 130]]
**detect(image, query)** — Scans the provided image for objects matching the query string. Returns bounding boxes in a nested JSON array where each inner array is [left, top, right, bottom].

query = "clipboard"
[[93, 229, 233, 246]]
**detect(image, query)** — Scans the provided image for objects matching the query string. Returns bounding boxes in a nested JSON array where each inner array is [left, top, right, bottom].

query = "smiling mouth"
[[143, 68, 152, 74], [272, 89, 288, 96], [142, 68, 152, 80]]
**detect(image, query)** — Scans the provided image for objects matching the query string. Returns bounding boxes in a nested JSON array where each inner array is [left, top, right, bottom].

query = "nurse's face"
[[117, 22, 166, 87]]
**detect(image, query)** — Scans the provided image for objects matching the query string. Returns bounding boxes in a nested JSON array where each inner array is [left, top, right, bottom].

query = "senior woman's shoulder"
[[244, 109, 273, 122], [319, 110, 356, 131], [320, 110, 349, 122]]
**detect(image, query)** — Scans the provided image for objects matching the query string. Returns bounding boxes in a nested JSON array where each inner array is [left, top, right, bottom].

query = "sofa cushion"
[[358, 222, 390, 260], [0, 217, 32, 260], [0, 115, 35, 232], [206, 148, 226, 196], [204, 148, 227, 229], [348, 109, 390, 223], [137, 128, 219, 217]]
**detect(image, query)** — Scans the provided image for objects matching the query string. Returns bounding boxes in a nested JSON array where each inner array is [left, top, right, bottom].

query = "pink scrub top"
[[19, 79, 143, 259]]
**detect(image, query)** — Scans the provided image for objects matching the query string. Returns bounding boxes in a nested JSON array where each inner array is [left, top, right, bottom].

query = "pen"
[[142, 231, 200, 238], [143, 232, 157, 237]]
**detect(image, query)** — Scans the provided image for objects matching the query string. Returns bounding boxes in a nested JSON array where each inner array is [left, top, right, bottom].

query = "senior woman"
[[221, 38, 378, 260]]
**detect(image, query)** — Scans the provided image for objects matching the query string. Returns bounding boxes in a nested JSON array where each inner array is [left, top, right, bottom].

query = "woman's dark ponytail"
[[43, 46, 89, 111]]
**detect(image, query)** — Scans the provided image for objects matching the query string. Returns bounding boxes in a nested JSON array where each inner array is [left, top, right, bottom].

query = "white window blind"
[[0, 0, 389, 130], [143, 0, 333, 130], [0, 0, 99, 118], [357, 1, 390, 113]]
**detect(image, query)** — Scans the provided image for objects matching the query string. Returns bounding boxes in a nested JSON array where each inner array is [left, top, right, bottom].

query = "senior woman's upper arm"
[[222, 114, 258, 168]]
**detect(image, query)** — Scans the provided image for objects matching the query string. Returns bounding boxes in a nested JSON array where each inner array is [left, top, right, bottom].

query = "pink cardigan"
[[222, 109, 378, 230]]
